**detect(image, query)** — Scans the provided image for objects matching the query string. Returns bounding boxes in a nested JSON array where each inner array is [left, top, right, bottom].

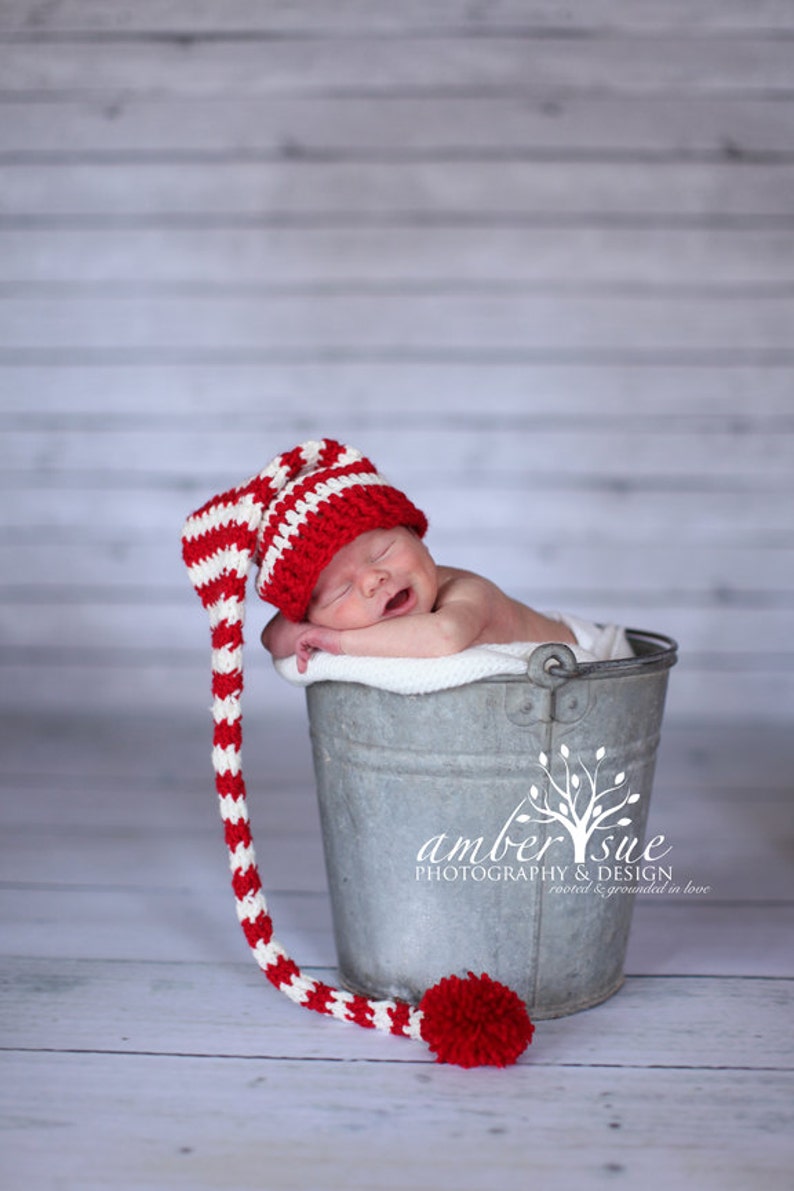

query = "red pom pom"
[[418, 971, 534, 1068]]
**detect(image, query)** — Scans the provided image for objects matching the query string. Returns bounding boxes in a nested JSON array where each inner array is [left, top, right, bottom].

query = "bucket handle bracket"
[[526, 642, 579, 689], [505, 643, 591, 726]]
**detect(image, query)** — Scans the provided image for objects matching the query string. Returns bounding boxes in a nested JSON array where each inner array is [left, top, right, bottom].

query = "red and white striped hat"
[[181, 438, 534, 1067]]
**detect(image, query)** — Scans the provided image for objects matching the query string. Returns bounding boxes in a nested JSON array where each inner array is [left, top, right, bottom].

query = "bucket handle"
[[534, 629, 679, 682]]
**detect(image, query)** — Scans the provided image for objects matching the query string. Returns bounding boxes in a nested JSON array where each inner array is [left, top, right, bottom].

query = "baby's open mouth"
[[384, 588, 411, 614]]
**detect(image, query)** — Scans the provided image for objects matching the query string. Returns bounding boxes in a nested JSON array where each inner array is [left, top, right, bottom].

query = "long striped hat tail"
[[181, 439, 534, 1068]]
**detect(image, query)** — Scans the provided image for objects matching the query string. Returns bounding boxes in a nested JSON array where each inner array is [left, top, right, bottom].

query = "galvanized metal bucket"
[[306, 630, 677, 1019]]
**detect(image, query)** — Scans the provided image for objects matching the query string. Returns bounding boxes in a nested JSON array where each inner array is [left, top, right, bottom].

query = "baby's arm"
[[293, 601, 484, 672]]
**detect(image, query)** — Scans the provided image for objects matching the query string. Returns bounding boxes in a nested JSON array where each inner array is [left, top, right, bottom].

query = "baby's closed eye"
[[370, 540, 394, 563], [316, 582, 352, 608]]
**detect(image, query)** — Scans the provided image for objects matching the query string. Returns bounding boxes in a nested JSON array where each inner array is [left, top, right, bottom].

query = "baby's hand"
[[294, 625, 344, 674], [261, 613, 307, 659]]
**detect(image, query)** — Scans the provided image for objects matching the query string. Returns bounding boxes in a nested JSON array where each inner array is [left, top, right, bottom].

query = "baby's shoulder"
[[435, 566, 504, 605]]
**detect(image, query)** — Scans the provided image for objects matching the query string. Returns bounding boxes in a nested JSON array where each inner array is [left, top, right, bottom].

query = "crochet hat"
[[181, 438, 534, 1068]]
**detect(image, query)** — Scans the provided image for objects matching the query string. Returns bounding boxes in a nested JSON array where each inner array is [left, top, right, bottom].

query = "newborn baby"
[[262, 525, 575, 674]]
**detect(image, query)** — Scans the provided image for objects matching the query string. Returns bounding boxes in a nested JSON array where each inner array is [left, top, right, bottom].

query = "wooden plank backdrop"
[[0, 0, 792, 719]]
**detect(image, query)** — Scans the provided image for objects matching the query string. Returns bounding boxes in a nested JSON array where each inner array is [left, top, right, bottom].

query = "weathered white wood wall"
[[1, 1, 792, 720]]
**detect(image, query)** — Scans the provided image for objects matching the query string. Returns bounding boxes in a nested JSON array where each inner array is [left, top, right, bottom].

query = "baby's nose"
[[361, 568, 388, 597]]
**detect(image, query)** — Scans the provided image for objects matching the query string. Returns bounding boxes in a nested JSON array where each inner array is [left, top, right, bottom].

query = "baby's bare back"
[[435, 567, 575, 647]]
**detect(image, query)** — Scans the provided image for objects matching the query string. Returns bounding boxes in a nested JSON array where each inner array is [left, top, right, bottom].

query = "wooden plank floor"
[[1, 710, 792, 1191]]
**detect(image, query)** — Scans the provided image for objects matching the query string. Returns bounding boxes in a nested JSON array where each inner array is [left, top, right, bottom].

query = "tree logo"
[[523, 745, 640, 863]]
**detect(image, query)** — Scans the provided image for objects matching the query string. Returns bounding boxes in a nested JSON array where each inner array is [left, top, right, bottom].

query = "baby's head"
[[252, 440, 429, 624], [306, 525, 438, 631]]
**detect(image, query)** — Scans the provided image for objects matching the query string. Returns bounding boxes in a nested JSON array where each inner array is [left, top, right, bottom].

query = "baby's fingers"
[[296, 639, 314, 674]]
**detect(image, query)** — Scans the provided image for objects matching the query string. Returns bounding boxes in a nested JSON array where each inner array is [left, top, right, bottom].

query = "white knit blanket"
[[273, 613, 633, 695]]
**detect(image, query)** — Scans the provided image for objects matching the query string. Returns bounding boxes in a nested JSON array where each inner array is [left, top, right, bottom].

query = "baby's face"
[[307, 526, 438, 631]]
